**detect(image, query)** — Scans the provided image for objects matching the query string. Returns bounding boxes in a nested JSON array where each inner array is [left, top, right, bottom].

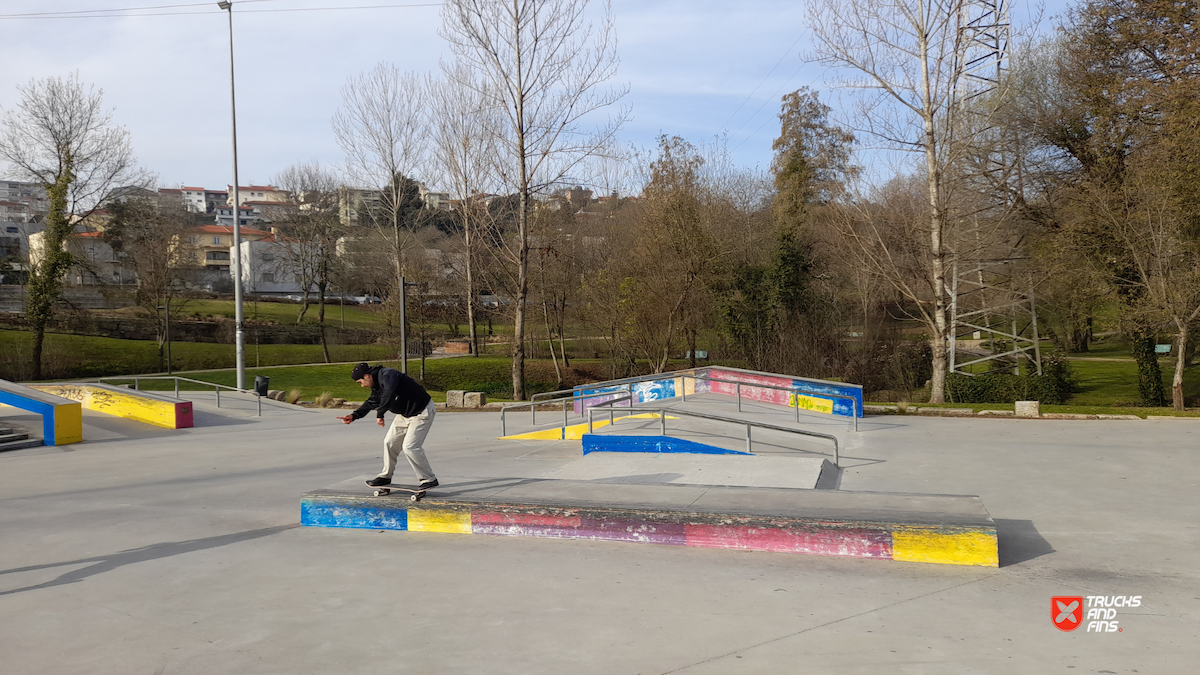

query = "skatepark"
[[1, 370, 1197, 673]]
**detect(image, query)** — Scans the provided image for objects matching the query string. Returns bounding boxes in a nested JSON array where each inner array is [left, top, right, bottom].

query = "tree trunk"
[[27, 171, 74, 381], [543, 299, 562, 386], [1130, 328, 1166, 407], [318, 279, 330, 364], [920, 25, 947, 404], [557, 302, 569, 368], [1172, 324, 1187, 411], [466, 230, 478, 357]]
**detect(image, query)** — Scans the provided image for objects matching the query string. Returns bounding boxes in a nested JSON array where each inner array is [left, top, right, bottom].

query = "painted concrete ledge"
[[31, 383, 193, 429], [0, 379, 81, 446], [301, 477, 998, 567]]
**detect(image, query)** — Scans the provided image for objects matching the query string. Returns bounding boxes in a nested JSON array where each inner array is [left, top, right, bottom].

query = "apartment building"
[[180, 224, 273, 272], [28, 229, 135, 286]]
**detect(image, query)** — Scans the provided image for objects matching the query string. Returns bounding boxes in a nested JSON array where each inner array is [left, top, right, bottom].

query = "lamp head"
[[217, 1, 231, 10]]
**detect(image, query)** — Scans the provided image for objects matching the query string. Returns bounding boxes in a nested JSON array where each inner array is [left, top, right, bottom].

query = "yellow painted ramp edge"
[[499, 413, 680, 441]]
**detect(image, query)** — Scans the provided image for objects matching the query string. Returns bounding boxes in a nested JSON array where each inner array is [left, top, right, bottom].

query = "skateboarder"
[[338, 362, 438, 490]]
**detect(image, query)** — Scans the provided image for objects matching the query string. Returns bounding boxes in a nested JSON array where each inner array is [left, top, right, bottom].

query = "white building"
[[28, 230, 135, 286], [234, 237, 318, 296], [227, 184, 291, 207]]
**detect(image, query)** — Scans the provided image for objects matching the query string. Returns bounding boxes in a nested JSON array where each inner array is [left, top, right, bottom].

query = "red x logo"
[[1053, 596, 1084, 631]]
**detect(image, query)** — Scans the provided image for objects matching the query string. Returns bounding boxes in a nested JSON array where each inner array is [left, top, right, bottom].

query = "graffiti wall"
[[572, 366, 862, 418]]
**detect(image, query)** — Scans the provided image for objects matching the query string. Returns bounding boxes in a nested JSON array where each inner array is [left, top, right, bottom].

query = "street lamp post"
[[218, 0, 246, 391]]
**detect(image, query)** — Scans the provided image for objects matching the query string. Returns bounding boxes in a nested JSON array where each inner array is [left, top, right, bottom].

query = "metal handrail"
[[98, 375, 262, 416], [677, 373, 858, 432], [500, 390, 632, 437], [528, 385, 632, 425], [586, 404, 840, 466]]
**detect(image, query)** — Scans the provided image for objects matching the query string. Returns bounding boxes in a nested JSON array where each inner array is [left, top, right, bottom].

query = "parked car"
[[352, 295, 382, 304]]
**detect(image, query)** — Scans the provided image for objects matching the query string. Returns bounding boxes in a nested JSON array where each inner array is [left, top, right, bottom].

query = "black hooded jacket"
[[351, 365, 432, 420]]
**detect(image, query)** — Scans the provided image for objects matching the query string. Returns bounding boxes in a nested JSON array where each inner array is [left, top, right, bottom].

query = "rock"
[[1015, 400, 1041, 418], [863, 404, 898, 414], [464, 391, 487, 408], [446, 390, 466, 408]]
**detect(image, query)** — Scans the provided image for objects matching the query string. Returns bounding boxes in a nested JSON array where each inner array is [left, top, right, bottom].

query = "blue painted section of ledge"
[[301, 499, 409, 530], [581, 434, 752, 456]]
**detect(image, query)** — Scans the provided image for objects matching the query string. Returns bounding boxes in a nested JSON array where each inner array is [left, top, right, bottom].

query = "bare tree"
[[332, 63, 429, 300], [440, 0, 628, 399], [806, 0, 995, 402], [104, 192, 196, 370], [273, 162, 344, 362], [0, 72, 146, 379], [429, 66, 501, 357]]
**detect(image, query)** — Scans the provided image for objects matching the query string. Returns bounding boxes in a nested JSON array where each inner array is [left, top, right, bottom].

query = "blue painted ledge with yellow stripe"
[[0, 379, 82, 446]]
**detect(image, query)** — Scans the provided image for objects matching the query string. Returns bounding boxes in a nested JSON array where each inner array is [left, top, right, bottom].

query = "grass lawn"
[[0, 329, 398, 381], [185, 299, 383, 330], [109, 356, 622, 403]]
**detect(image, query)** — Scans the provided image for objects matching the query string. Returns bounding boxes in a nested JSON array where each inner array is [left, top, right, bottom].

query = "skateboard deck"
[[366, 481, 428, 501]]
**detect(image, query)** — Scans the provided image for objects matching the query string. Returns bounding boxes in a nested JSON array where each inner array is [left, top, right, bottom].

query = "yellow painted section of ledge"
[[891, 529, 999, 567], [499, 413, 680, 441], [32, 384, 181, 430], [52, 402, 83, 445], [407, 509, 472, 534]]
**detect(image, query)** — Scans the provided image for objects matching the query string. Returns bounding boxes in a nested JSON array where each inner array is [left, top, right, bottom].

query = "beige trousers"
[[378, 400, 437, 483]]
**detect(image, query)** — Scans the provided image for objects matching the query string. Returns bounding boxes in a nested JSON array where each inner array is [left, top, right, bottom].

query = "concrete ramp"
[[301, 475, 998, 567]]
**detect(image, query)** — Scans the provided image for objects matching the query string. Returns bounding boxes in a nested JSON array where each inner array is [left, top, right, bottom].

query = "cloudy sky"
[[1, 0, 1068, 193]]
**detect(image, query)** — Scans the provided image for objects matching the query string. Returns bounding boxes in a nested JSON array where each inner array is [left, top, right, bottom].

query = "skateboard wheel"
[[374, 489, 388, 497], [409, 493, 421, 502]]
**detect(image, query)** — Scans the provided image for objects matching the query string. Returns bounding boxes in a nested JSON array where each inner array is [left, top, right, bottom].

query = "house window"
[[207, 251, 230, 261], [261, 272, 275, 282], [188, 235, 198, 244], [5, 227, 16, 234], [213, 236, 222, 245]]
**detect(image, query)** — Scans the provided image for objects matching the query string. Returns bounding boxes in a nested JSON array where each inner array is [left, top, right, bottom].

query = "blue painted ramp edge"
[[581, 434, 752, 456]]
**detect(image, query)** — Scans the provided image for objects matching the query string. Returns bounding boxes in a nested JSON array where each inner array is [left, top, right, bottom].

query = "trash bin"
[[254, 375, 269, 397]]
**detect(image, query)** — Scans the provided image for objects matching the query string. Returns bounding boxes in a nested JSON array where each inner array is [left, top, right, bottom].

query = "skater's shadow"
[[0, 524, 297, 596]]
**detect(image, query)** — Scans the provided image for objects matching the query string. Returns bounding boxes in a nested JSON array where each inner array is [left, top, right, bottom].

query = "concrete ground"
[[0, 392, 1196, 674]]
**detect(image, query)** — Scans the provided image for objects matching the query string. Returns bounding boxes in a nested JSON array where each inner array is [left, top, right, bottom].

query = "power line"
[[718, 28, 809, 133], [0, 2, 440, 20], [729, 63, 830, 154], [0, 1, 280, 19]]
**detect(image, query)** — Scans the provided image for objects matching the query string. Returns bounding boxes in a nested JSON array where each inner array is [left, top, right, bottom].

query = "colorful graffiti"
[[572, 366, 863, 418]]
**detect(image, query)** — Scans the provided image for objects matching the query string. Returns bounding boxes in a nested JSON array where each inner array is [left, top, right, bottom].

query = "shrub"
[[947, 352, 1077, 404]]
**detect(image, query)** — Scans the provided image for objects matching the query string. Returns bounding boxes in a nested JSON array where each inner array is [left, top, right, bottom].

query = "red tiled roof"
[[159, 188, 182, 194], [74, 231, 107, 238], [181, 186, 205, 191], [190, 224, 272, 236]]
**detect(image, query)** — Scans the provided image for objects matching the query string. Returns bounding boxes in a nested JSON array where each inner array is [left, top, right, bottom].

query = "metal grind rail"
[[586, 403, 840, 466], [98, 376, 263, 416], [500, 390, 633, 437]]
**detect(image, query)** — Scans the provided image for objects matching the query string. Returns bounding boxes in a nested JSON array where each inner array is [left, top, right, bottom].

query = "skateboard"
[[366, 481, 428, 501]]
